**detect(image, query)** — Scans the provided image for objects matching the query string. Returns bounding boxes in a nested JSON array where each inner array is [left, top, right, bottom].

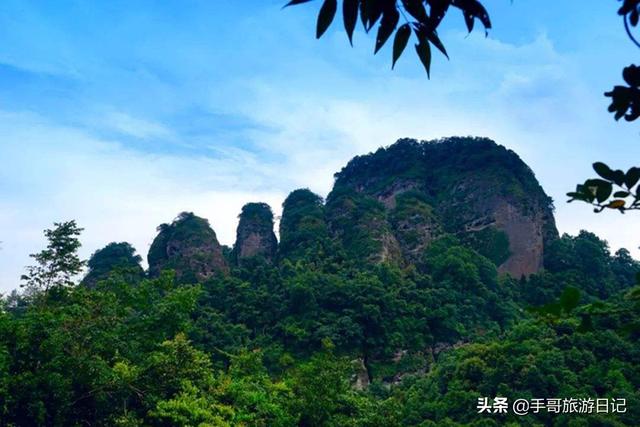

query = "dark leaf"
[[614, 191, 631, 198], [618, 1, 635, 15], [361, 0, 383, 32], [451, 0, 491, 33], [605, 74, 640, 122], [402, 0, 429, 23], [566, 192, 588, 202], [343, 0, 359, 45], [429, 0, 452, 29], [415, 39, 432, 78], [584, 179, 612, 203], [625, 166, 640, 188], [283, 0, 314, 7], [317, 0, 338, 39], [596, 181, 613, 203], [416, 24, 449, 59], [623, 64, 640, 87], [593, 162, 615, 181], [463, 11, 474, 32], [591, 163, 625, 186], [576, 183, 596, 203], [375, 8, 399, 54], [613, 170, 627, 186], [392, 23, 411, 69]]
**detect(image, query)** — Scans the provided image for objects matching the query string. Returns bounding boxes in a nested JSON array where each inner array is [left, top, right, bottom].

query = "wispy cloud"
[[100, 111, 174, 140], [0, 110, 287, 291]]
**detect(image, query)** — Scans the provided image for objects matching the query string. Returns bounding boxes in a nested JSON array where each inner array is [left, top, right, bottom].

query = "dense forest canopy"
[[1, 138, 639, 426]]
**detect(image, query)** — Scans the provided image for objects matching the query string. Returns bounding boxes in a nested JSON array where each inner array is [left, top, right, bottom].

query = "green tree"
[[288, 339, 352, 426], [82, 242, 145, 288], [20, 220, 85, 298], [2, 271, 202, 426]]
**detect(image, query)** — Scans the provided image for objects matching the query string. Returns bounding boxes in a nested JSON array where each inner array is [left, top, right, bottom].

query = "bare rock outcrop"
[[148, 212, 229, 283], [233, 203, 278, 265]]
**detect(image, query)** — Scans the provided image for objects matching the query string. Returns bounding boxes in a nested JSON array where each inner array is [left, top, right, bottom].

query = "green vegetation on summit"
[[329, 137, 557, 276], [148, 212, 229, 284], [233, 203, 278, 265]]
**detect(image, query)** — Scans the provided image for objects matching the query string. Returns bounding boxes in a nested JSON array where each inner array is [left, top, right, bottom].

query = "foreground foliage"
[[1, 221, 639, 426]]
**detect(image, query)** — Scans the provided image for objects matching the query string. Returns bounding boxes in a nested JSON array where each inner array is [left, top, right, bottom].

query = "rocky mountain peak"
[[233, 202, 278, 264], [328, 137, 558, 276], [142, 138, 556, 279], [147, 212, 229, 283]]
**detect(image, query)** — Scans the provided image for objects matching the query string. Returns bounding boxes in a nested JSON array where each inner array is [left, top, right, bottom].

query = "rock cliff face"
[[233, 203, 278, 264], [148, 212, 229, 283], [328, 137, 558, 276]]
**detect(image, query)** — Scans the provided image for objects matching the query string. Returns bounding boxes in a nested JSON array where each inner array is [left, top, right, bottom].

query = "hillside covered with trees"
[[1, 138, 639, 426]]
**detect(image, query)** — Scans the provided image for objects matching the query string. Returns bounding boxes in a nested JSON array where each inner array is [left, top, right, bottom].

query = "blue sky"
[[1, 0, 639, 292]]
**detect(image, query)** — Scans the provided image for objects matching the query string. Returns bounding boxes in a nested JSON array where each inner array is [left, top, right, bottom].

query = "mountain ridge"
[[126, 137, 557, 281]]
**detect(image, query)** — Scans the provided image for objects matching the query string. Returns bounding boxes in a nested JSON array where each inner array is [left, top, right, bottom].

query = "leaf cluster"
[[285, 0, 491, 76], [605, 64, 640, 121], [567, 162, 640, 212]]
